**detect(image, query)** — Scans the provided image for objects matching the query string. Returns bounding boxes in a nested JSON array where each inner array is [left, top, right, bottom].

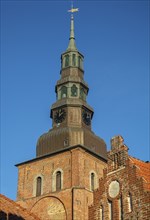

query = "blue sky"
[[1, 0, 149, 200]]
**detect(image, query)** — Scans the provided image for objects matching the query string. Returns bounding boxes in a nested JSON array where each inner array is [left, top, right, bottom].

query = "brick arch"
[[31, 196, 67, 220]]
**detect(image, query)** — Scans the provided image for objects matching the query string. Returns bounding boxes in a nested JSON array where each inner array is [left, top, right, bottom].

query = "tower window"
[[65, 55, 69, 67], [71, 84, 78, 97], [61, 86, 67, 98], [72, 54, 76, 66], [80, 87, 86, 101], [78, 56, 83, 69], [64, 138, 69, 147], [78, 56, 81, 68], [90, 171, 98, 191], [56, 171, 61, 191], [52, 169, 63, 192], [91, 173, 95, 191], [36, 177, 42, 196]]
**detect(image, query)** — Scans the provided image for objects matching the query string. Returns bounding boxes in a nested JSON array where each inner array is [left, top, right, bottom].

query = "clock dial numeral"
[[82, 110, 91, 126], [54, 109, 66, 123]]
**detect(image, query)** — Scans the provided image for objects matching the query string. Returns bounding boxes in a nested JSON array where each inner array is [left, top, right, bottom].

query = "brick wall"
[[0, 194, 39, 220], [16, 147, 107, 220], [88, 136, 150, 220]]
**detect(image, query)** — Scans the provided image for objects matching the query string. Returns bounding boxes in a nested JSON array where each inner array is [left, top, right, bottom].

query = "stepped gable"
[[129, 156, 150, 191], [0, 194, 40, 220], [88, 137, 150, 220]]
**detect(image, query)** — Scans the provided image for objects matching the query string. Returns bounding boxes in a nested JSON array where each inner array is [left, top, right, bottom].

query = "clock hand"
[[58, 110, 64, 117], [59, 111, 63, 117]]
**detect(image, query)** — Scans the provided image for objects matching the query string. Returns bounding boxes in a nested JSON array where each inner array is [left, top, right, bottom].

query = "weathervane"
[[68, 0, 79, 15]]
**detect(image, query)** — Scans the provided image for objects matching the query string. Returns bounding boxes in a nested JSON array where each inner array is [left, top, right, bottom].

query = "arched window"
[[61, 86, 67, 98], [91, 173, 95, 191], [80, 87, 86, 100], [99, 205, 104, 220], [71, 84, 78, 97], [52, 169, 63, 192], [36, 177, 42, 196], [65, 55, 69, 67], [78, 56, 81, 68], [72, 54, 76, 66], [78, 56, 83, 69], [56, 171, 61, 191], [90, 171, 98, 191], [127, 193, 133, 212]]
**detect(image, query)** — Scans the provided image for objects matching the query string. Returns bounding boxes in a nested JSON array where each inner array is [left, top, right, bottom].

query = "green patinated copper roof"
[[67, 14, 77, 51]]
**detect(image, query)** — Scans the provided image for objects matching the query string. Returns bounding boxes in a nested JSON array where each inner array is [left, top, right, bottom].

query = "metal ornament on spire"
[[68, 0, 79, 14], [68, 8, 79, 13], [67, 1, 79, 51]]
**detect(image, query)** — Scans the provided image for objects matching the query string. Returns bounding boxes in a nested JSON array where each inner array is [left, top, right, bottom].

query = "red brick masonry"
[[0, 194, 40, 220]]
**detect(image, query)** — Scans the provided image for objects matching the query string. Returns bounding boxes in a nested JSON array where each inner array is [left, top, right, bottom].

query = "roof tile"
[[129, 156, 150, 191]]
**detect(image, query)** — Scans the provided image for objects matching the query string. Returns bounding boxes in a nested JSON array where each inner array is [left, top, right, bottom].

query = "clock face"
[[54, 108, 66, 123], [82, 110, 91, 125]]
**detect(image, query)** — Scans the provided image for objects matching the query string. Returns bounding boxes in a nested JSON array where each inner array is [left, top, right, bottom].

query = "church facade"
[[0, 11, 149, 220], [89, 135, 150, 220]]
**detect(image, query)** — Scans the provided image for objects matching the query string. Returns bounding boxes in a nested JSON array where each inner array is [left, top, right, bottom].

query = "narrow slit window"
[[80, 87, 86, 100], [127, 193, 133, 212], [99, 205, 104, 220], [36, 177, 42, 196], [71, 84, 78, 97], [78, 56, 81, 68], [56, 171, 61, 191], [61, 86, 67, 98], [91, 173, 95, 191], [65, 55, 69, 67], [72, 54, 76, 66]]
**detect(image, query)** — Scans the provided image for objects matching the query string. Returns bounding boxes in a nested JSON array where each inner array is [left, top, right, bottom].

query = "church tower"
[[16, 10, 107, 220], [36, 13, 106, 158]]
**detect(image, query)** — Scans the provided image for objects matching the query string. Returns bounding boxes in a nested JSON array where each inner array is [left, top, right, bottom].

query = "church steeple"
[[67, 14, 77, 51], [36, 8, 107, 160], [61, 11, 83, 71]]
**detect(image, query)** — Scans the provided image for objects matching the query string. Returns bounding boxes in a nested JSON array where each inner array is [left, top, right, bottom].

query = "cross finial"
[[68, 0, 79, 14], [67, 0, 78, 51]]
